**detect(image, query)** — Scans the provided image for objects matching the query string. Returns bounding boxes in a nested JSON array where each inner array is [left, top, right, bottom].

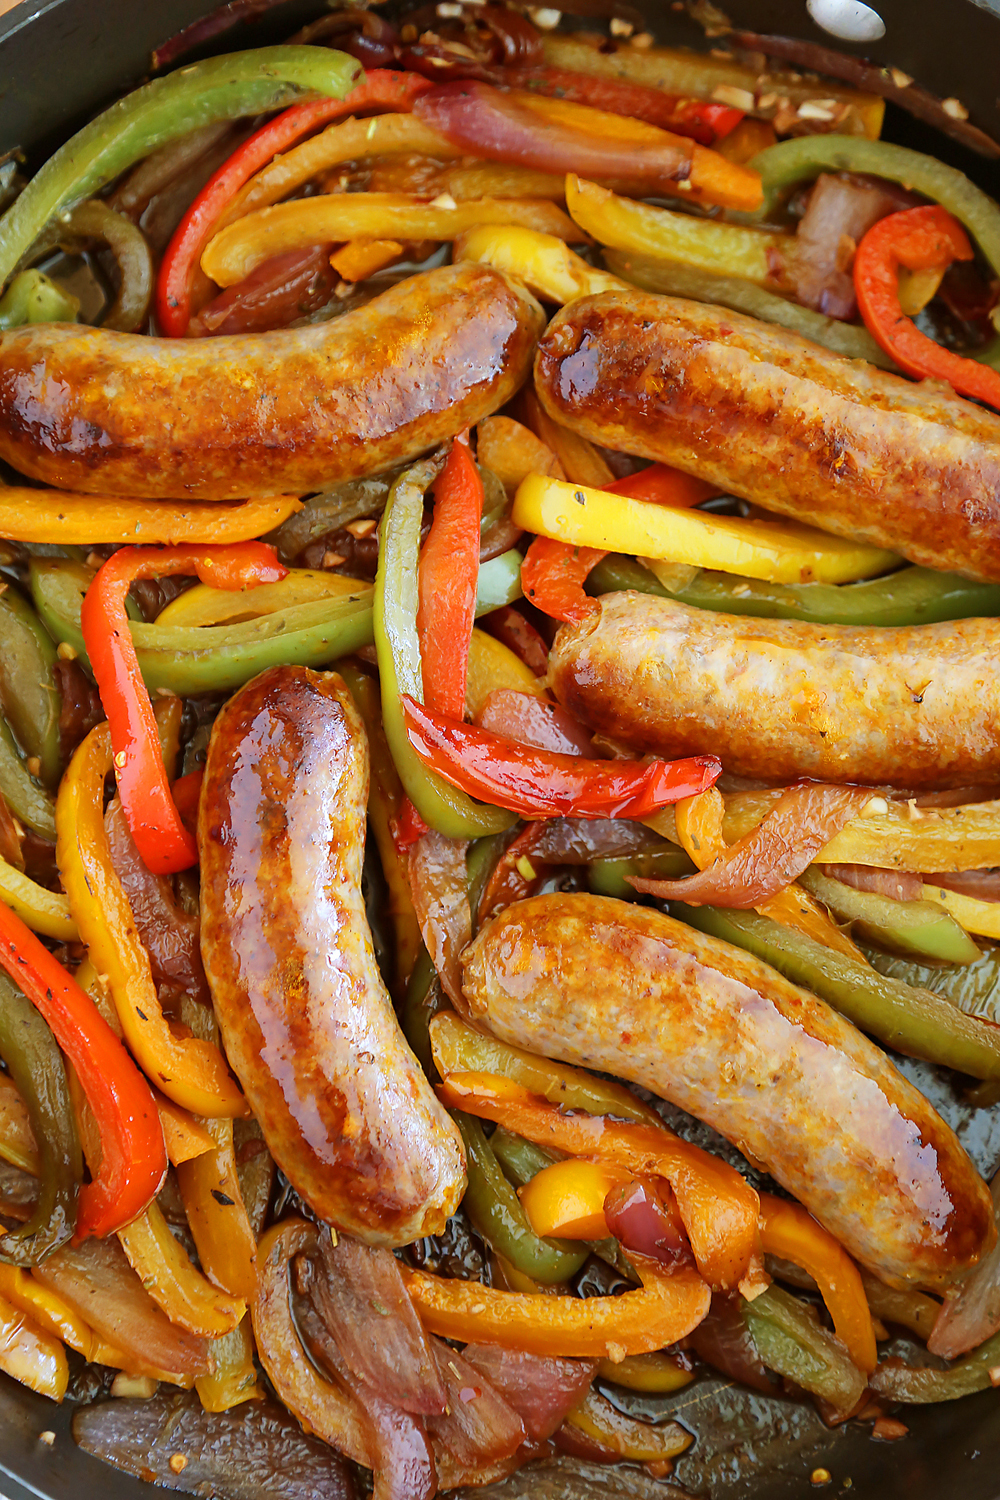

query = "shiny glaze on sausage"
[[548, 593, 1000, 790], [533, 290, 1000, 582], [461, 892, 994, 1288], [0, 263, 543, 500], [199, 665, 465, 1245]]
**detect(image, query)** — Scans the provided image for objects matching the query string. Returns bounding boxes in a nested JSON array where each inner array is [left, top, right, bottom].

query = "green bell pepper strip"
[[862, 941, 1000, 1026], [0, 716, 55, 840], [0, 269, 80, 330], [491, 1125, 556, 1186], [29, 555, 524, 699], [678, 904, 1000, 1080], [799, 867, 982, 966], [747, 134, 1000, 371], [0, 46, 362, 291], [588, 554, 1000, 628], [743, 1285, 866, 1414], [0, 971, 82, 1264], [455, 1112, 587, 1286], [0, 587, 62, 789], [374, 462, 515, 840], [587, 847, 694, 901], [871, 1329, 1000, 1403], [400, 947, 443, 1080], [603, 248, 897, 369]]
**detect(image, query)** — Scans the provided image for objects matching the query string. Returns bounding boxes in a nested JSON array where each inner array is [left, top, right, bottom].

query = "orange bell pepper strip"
[[56, 721, 247, 1119], [117, 1203, 246, 1339], [0, 899, 166, 1240], [154, 1091, 215, 1167], [759, 1193, 877, 1376], [80, 543, 286, 876], [438, 1072, 760, 1291], [176, 1116, 258, 1302], [519, 1158, 628, 1240], [855, 205, 1000, 410], [417, 434, 482, 719], [402, 1250, 709, 1359], [0, 490, 300, 545]]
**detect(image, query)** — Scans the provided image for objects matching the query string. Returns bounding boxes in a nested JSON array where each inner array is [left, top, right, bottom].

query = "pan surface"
[[0, 1, 999, 1496]]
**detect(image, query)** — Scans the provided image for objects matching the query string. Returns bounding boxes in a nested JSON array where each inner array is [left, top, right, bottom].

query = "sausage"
[[548, 593, 1000, 790], [533, 290, 1000, 582], [198, 664, 465, 1245], [0, 263, 543, 500], [461, 892, 994, 1288]]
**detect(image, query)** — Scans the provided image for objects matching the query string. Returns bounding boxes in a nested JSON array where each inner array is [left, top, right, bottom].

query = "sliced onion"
[[476, 690, 598, 757], [928, 1172, 1000, 1360], [461, 1345, 596, 1441], [924, 869, 1000, 901], [426, 1337, 526, 1466], [630, 783, 873, 908], [688, 1293, 774, 1394], [604, 1178, 694, 1270], [288, 10, 399, 68], [152, 0, 294, 70], [38, 199, 153, 331], [407, 830, 471, 1008], [190, 244, 336, 336], [109, 123, 235, 221], [792, 173, 920, 320], [819, 863, 924, 903]]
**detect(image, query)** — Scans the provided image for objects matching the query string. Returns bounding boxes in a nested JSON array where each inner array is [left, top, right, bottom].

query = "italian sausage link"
[[0, 263, 543, 500], [461, 892, 994, 1289], [533, 290, 1000, 582], [198, 665, 465, 1245], [548, 593, 1000, 790]]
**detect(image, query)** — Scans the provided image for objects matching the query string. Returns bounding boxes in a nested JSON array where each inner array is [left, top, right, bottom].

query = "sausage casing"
[[548, 593, 1000, 789], [533, 290, 1000, 582], [199, 665, 465, 1245], [0, 263, 543, 500], [461, 892, 993, 1289]]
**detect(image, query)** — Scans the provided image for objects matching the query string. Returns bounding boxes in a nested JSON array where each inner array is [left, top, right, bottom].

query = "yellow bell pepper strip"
[[0, 857, 78, 942], [339, 662, 421, 998], [0, 898, 166, 1240], [176, 1119, 258, 1302], [0, 1265, 94, 1358], [563, 1386, 692, 1462], [0, 1073, 39, 1175], [202, 194, 583, 287], [429, 1010, 663, 1126], [117, 1203, 246, 1339], [0, 1292, 68, 1401], [519, 1158, 629, 1241], [156, 568, 366, 628], [196, 1317, 263, 1413], [921, 884, 1000, 942], [513, 474, 900, 587], [0, 490, 300, 546], [81, 543, 286, 876], [566, 174, 793, 290], [758, 1194, 876, 1375], [464, 630, 546, 721], [456, 224, 627, 305], [153, 1092, 215, 1168], [595, 1350, 694, 1393], [438, 1072, 760, 1292], [402, 1250, 709, 1359], [56, 721, 247, 1119]]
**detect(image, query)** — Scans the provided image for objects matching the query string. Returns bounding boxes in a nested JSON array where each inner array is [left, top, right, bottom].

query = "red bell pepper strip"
[[155, 69, 432, 336], [171, 768, 204, 837], [0, 901, 166, 1240], [416, 434, 482, 719], [80, 543, 286, 877], [392, 796, 431, 855], [855, 205, 1000, 410], [401, 695, 721, 819], [504, 66, 743, 146], [521, 464, 716, 625]]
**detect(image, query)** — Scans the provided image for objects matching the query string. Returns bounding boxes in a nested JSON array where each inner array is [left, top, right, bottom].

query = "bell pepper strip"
[[402, 1250, 709, 1359], [438, 1072, 760, 1291], [0, 46, 362, 295], [860, 1270, 940, 1342], [0, 269, 79, 328], [429, 1010, 662, 1126], [0, 861, 77, 943], [759, 1194, 876, 1375], [0, 714, 55, 841], [608, 464, 719, 508], [521, 537, 605, 628], [0, 586, 62, 791], [0, 1291, 68, 1401], [799, 867, 981, 965], [563, 1387, 692, 1462], [176, 1115, 258, 1302], [0, 1265, 95, 1359], [519, 1158, 629, 1242], [375, 460, 515, 839], [417, 436, 483, 720], [588, 552, 1000, 630], [871, 1330, 1000, 1404], [154, 1092, 215, 1167], [680, 904, 1000, 1080], [855, 207, 1000, 407], [0, 970, 81, 1266], [521, 389, 616, 488], [457, 223, 627, 305], [402, 695, 721, 820], [743, 1284, 866, 1416], [465, 630, 546, 720], [0, 490, 300, 546], [595, 1350, 694, 1393], [196, 1317, 263, 1413], [504, 65, 742, 144], [0, 899, 166, 1240], [155, 68, 423, 336], [513, 475, 900, 587], [80, 543, 286, 876], [56, 721, 248, 1118], [156, 568, 363, 628], [117, 1203, 246, 1338], [456, 1111, 588, 1285], [921, 883, 1000, 942], [170, 770, 204, 839]]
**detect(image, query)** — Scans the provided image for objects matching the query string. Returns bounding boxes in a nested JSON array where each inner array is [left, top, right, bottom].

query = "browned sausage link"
[[548, 594, 1000, 790], [0, 263, 544, 500], [461, 892, 994, 1290], [198, 665, 466, 1246], [533, 290, 1000, 583]]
